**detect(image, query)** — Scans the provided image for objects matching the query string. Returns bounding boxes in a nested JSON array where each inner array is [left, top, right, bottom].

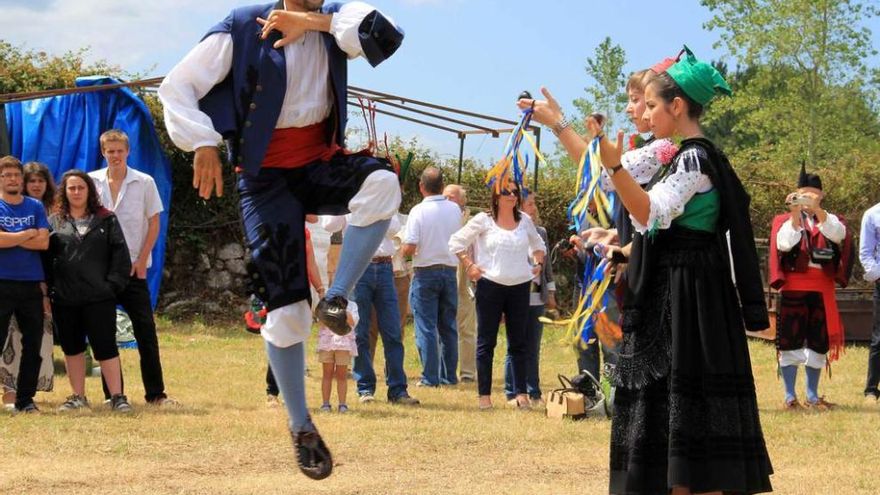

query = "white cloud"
[[0, 0, 242, 74]]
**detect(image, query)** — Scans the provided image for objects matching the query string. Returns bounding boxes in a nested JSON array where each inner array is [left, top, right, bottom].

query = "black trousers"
[[0, 280, 44, 409], [102, 276, 166, 402], [865, 283, 880, 397], [475, 278, 530, 396]]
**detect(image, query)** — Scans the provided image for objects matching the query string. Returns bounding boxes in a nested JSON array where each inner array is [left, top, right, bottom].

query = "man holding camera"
[[769, 165, 852, 411]]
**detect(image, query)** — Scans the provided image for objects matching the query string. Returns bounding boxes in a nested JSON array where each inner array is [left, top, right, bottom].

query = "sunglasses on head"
[[500, 188, 520, 196]]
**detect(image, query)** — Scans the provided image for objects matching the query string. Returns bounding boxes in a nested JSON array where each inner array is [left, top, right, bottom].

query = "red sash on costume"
[[260, 121, 340, 169], [780, 268, 845, 361]]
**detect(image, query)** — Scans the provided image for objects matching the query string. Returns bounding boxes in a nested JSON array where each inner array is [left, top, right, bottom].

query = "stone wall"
[[159, 241, 250, 320]]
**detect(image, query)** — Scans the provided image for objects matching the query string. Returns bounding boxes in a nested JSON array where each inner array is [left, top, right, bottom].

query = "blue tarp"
[[5, 76, 172, 308]]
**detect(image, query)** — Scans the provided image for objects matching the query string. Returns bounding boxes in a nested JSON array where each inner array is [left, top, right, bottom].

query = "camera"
[[786, 193, 811, 207], [556, 238, 573, 252]]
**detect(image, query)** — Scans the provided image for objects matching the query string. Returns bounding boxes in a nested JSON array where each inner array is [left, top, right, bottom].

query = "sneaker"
[[358, 393, 376, 404], [319, 403, 332, 412], [389, 394, 420, 405], [805, 396, 835, 412], [864, 394, 879, 406], [337, 404, 349, 413], [290, 428, 333, 480], [315, 296, 351, 336], [266, 395, 282, 408], [415, 380, 438, 388], [147, 397, 181, 408], [459, 376, 475, 384], [110, 394, 133, 413], [58, 394, 90, 412], [14, 402, 40, 414]]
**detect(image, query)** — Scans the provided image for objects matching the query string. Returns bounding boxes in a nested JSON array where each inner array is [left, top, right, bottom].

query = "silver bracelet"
[[550, 117, 571, 137]]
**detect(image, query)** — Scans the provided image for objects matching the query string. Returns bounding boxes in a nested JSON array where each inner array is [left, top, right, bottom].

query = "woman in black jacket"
[[49, 170, 132, 412]]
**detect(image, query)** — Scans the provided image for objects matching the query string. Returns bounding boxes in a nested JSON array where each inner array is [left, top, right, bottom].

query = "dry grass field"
[[2, 319, 879, 495]]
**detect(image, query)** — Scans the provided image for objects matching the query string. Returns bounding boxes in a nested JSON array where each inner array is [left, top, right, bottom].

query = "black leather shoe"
[[315, 296, 351, 336], [291, 428, 333, 480]]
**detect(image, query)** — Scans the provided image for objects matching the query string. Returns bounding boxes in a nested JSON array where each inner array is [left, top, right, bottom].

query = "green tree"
[[0, 41, 122, 94], [700, 0, 880, 252], [572, 36, 628, 132], [701, 0, 880, 164]]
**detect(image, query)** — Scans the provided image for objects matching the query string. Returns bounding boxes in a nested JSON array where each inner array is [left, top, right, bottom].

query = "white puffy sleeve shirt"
[[630, 146, 714, 234], [158, 2, 385, 151], [448, 212, 546, 286]]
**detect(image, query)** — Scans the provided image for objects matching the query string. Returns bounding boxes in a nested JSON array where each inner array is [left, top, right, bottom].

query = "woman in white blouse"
[[449, 182, 546, 410]]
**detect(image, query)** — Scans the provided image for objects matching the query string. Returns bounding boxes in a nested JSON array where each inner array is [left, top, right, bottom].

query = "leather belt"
[[371, 256, 393, 264], [414, 264, 455, 272]]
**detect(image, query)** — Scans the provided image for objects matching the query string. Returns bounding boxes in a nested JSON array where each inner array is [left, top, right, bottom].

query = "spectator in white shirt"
[[402, 167, 461, 387], [89, 130, 177, 407], [449, 180, 546, 410]]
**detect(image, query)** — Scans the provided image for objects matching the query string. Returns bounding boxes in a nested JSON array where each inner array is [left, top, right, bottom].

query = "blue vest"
[[198, 1, 403, 176]]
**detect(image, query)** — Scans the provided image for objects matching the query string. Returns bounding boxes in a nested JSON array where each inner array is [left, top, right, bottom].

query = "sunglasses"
[[500, 188, 520, 196]]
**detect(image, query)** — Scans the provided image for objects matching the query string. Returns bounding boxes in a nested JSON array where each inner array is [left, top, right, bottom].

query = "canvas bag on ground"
[[546, 374, 586, 420]]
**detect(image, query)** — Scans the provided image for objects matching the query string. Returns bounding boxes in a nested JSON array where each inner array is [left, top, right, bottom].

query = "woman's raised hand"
[[598, 129, 625, 169], [516, 87, 563, 127]]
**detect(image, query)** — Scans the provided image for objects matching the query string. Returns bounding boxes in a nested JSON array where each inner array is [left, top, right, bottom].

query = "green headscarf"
[[666, 45, 731, 106]]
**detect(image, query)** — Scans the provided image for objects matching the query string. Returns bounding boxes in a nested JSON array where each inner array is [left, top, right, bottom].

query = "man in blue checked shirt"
[[860, 201, 880, 404]]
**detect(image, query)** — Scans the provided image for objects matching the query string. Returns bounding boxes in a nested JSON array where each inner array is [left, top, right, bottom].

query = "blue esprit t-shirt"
[[0, 196, 50, 281]]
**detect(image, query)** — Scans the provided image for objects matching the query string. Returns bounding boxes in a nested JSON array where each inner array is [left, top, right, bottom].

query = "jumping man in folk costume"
[[159, 0, 404, 479]]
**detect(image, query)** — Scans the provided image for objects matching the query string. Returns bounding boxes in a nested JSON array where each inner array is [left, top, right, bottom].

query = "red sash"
[[260, 121, 340, 169], [780, 267, 845, 361]]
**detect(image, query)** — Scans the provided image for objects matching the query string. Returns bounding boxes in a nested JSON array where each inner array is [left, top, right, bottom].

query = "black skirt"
[[609, 228, 773, 495]]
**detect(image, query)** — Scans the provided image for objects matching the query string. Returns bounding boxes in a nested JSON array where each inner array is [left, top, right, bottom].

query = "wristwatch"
[[607, 163, 624, 176]]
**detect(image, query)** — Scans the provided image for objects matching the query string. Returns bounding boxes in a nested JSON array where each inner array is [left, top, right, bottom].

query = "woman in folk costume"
[[769, 165, 853, 411], [596, 47, 773, 494]]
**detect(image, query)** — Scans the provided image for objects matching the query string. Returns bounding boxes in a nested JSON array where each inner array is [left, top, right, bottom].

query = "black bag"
[[565, 371, 610, 418]]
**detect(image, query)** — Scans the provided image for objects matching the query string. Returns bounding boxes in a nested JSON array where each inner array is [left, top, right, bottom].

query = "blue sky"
[[1, 0, 878, 164]]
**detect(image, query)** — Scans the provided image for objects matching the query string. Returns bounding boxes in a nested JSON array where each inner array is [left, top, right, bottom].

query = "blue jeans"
[[865, 282, 880, 397], [352, 261, 409, 399], [410, 267, 458, 386], [504, 304, 544, 400]]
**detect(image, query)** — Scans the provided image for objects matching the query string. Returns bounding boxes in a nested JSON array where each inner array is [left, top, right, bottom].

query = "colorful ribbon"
[[484, 109, 546, 197], [567, 137, 616, 233]]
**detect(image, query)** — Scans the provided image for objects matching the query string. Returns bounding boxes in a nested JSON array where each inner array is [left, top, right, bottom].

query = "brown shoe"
[[805, 397, 835, 411], [782, 398, 803, 411]]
